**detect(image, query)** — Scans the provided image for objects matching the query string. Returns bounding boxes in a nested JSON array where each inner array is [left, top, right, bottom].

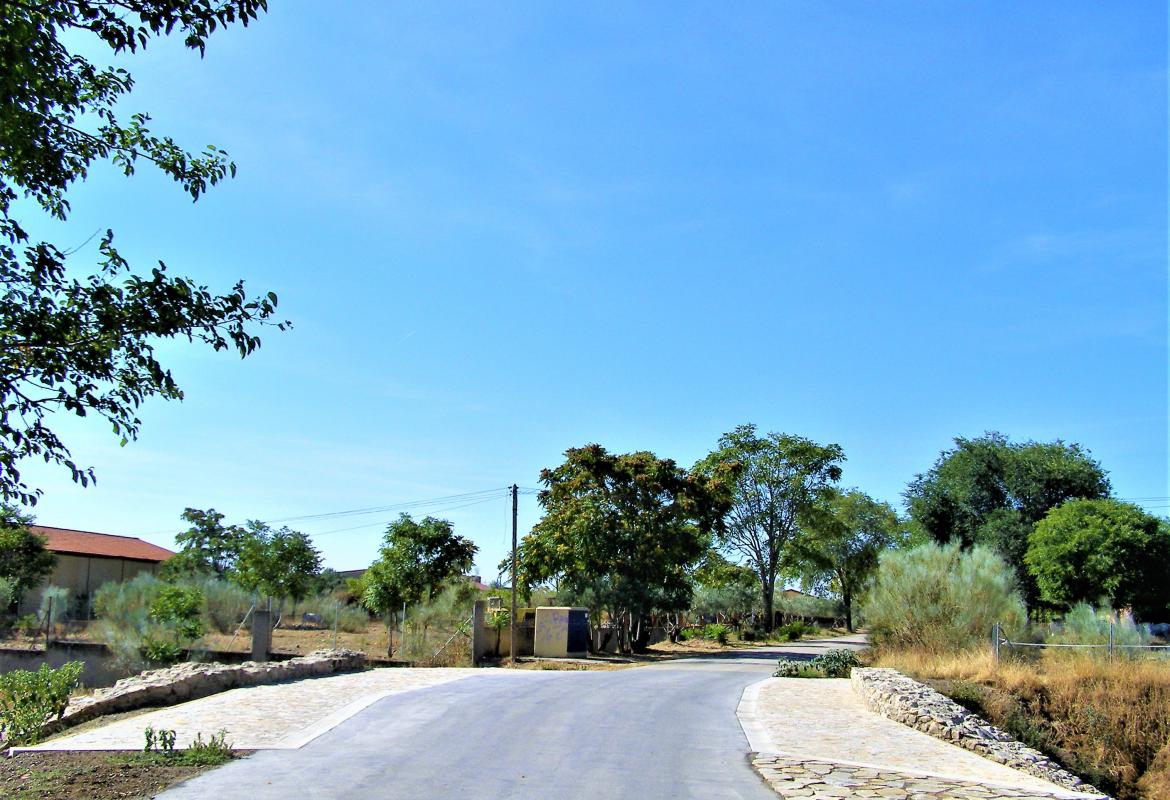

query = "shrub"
[[198, 578, 252, 634], [810, 648, 861, 678], [0, 661, 83, 745], [703, 623, 730, 645], [38, 585, 70, 626], [774, 659, 806, 677], [16, 613, 40, 638], [778, 620, 809, 641], [1046, 603, 1150, 652], [150, 584, 205, 641], [865, 541, 1026, 653], [679, 627, 699, 641], [93, 573, 174, 671]]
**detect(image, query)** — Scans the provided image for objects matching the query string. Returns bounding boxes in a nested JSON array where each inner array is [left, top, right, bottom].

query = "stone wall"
[[851, 667, 1102, 796], [34, 649, 366, 742]]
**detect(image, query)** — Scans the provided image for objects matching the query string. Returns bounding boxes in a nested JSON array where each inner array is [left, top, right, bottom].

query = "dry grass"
[[873, 647, 1170, 800]]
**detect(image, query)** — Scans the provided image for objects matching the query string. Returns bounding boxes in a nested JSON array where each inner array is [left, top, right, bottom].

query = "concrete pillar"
[[471, 600, 488, 666], [251, 609, 272, 662]]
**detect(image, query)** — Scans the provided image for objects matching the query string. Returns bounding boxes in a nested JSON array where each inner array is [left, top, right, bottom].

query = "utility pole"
[[510, 483, 518, 667]]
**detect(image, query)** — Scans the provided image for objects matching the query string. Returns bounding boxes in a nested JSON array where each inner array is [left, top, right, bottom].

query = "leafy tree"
[[694, 425, 844, 631], [789, 489, 906, 632], [0, 504, 55, 600], [515, 444, 734, 652], [905, 432, 1110, 606], [360, 514, 477, 656], [233, 522, 322, 610], [0, 0, 284, 505], [1026, 499, 1170, 621], [161, 508, 248, 580]]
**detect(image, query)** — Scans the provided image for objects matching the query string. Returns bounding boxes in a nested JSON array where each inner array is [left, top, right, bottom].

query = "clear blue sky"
[[19, 2, 1168, 580]]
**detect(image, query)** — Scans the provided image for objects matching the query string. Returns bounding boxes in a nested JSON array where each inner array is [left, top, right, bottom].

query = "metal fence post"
[[993, 622, 1000, 665], [1108, 621, 1114, 660]]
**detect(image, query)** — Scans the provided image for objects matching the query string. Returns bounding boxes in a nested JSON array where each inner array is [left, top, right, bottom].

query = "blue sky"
[[19, 2, 1168, 579]]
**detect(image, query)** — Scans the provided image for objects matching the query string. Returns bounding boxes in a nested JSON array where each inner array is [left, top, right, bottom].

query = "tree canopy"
[[516, 444, 734, 652], [1025, 498, 1170, 621], [693, 425, 844, 631], [233, 521, 322, 606], [360, 513, 478, 645], [161, 507, 248, 580], [0, 503, 54, 598], [904, 432, 1110, 606], [789, 488, 906, 632], [0, 0, 284, 505]]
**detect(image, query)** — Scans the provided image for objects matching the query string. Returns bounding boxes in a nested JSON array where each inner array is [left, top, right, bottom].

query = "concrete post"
[[471, 600, 487, 666], [252, 609, 272, 662]]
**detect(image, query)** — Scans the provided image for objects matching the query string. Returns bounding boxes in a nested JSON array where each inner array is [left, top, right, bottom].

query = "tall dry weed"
[[875, 647, 1170, 800]]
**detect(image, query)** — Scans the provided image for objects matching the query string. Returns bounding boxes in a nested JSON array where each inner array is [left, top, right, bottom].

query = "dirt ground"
[[0, 751, 247, 800]]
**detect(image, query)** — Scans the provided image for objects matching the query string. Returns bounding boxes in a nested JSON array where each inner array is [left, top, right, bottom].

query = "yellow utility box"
[[534, 606, 590, 658]]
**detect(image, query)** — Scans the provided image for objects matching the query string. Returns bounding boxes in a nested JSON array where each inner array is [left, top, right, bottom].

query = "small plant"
[[679, 627, 700, 641], [774, 659, 806, 677], [182, 730, 234, 765], [809, 648, 861, 678], [143, 725, 177, 754], [0, 661, 83, 745], [142, 636, 184, 666], [16, 613, 40, 638], [703, 623, 730, 645]]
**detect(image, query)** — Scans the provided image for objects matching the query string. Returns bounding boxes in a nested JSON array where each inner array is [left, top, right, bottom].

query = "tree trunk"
[[762, 570, 777, 632], [844, 590, 853, 633]]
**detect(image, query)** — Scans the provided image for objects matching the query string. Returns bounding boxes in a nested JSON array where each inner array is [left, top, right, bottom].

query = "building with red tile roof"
[[18, 526, 174, 617]]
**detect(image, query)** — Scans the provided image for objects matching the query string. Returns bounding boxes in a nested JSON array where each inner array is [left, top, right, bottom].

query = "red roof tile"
[[30, 526, 175, 562]]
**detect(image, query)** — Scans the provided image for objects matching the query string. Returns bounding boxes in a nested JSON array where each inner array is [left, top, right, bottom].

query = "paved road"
[[160, 639, 863, 800]]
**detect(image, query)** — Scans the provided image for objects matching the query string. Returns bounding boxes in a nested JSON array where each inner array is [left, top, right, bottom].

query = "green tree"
[[0, 505, 55, 601], [515, 444, 734, 652], [905, 432, 1110, 606], [233, 522, 322, 611], [0, 0, 284, 506], [1025, 499, 1170, 621], [161, 508, 248, 580], [360, 514, 477, 656], [694, 425, 844, 632], [790, 489, 906, 632]]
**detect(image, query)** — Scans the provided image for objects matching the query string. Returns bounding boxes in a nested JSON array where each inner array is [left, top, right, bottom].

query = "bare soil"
[[0, 750, 246, 800]]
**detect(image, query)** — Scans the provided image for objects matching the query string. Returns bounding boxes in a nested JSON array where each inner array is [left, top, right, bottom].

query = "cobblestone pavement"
[[752, 754, 1092, 800], [739, 678, 1103, 800], [30, 667, 531, 751]]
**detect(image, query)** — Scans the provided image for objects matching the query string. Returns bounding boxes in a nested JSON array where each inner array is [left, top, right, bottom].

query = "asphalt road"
[[160, 637, 866, 800]]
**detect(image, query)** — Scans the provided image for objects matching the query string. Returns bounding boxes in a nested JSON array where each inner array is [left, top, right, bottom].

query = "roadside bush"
[[810, 649, 861, 678], [774, 659, 807, 677], [1046, 603, 1150, 651], [679, 627, 700, 641], [778, 620, 810, 641], [703, 623, 730, 645], [0, 661, 83, 745], [865, 541, 1026, 653]]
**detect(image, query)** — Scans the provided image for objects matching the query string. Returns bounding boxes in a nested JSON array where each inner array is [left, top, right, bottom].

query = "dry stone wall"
[[37, 649, 366, 741], [851, 667, 1102, 796]]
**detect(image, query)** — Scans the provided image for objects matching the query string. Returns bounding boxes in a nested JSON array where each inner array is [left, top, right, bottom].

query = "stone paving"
[[752, 754, 1093, 800], [739, 678, 1104, 800], [29, 667, 529, 751]]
